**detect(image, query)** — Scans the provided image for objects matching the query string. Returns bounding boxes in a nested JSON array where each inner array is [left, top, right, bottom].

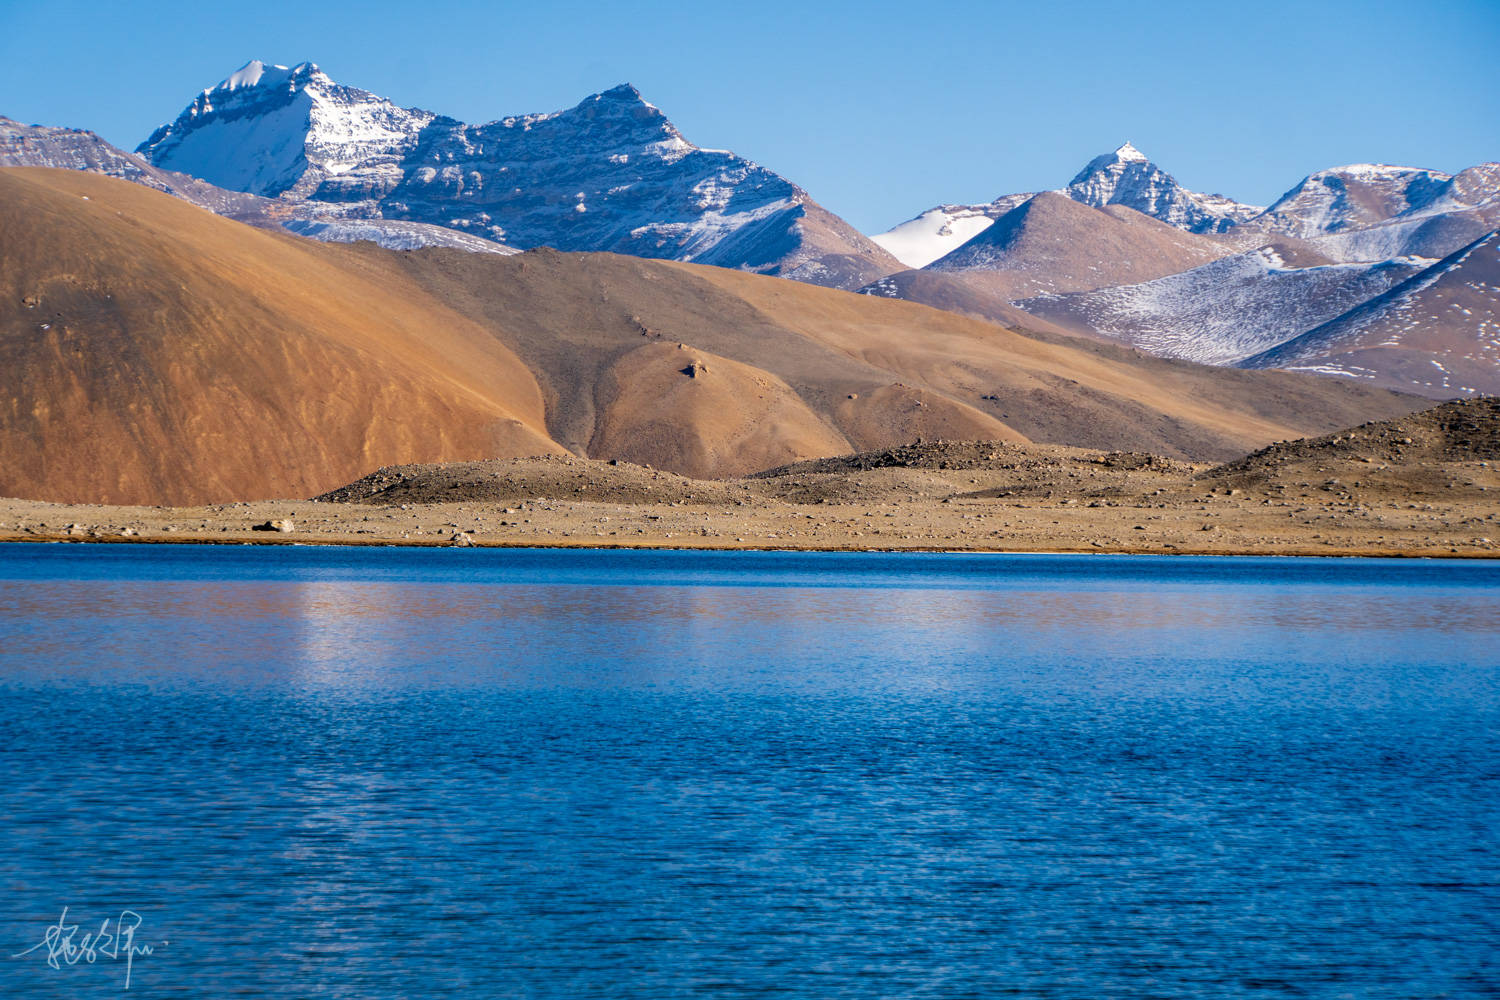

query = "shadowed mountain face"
[[1240, 230, 1500, 397], [0, 168, 1426, 505], [135, 62, 900, 289]]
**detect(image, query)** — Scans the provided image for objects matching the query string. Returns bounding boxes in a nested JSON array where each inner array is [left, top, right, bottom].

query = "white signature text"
[[13, 907, 159, 990]]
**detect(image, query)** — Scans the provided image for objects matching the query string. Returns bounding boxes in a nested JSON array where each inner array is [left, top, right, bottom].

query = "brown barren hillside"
[[1, 167, 1427, 505], [0, 168, 561, 504], [365, 240, 1424, 463], [924, 192, 1233, 299], [1203, 396, 1500, 500], [855, 193, 1242, 330]]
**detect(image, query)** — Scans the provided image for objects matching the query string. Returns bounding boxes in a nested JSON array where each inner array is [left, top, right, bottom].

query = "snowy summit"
[[1063, 142, 1262, 234], [135, 61, 897, 289]]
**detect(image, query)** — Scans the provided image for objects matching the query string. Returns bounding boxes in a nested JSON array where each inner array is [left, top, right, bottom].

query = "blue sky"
[[1, 0, 1496, 232]]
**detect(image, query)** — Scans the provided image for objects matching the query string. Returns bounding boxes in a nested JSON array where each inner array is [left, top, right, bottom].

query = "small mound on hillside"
[[1203, 397, 1500, 484], [753, 440, 1032, 477], [314, 456, 741, 506], [746, 439, 1197, 504]]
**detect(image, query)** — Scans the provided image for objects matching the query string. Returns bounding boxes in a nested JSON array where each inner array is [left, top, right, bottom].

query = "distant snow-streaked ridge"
[[136, 61, 898, 289], [1241, 230, 1500, 385], [1019, 248, 1428, 364], [1247, 164, 1456, 239], [282, 218, 520, 254]]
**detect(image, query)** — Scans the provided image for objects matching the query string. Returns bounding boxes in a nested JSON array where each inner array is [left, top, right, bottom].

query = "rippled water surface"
[[1, 545, 1497, 998]]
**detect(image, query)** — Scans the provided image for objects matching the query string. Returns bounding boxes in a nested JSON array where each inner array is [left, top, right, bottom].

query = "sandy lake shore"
[[3, 430, 1496, 558]]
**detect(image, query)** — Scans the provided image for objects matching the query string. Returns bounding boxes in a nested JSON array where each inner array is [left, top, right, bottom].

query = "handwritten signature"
[[13, 907, 161, 990]]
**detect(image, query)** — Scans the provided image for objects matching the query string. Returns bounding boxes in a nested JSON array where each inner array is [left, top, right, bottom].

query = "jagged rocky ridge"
[[135, 61, 898, 288], [0, 114, 276, 222], [0, 113, 517, 254], [1062, 142, 1261, 234], [1247, 163, 1500, 239]]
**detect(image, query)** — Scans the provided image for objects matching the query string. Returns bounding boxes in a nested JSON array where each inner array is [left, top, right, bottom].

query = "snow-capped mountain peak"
[[1248, 164, 1457, 238], [135, 62, 899, 289], [869, 193, 1032, 269], [139, 59, 434, 198], [1063, 142, 1262, 234], [213, 59, 322, 94], [870, 144, 1263, 266]]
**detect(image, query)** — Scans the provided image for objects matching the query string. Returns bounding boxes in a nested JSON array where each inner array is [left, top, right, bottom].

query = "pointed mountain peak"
[[1069, 144, 1156, 185], [142, 60, 400, 198], [581, 83, 666, 118], [1063, 143, 1257, 234], [600, 82, 646, 102], [567, 83, 677, 135], [219, 60, 269, 90], [209, 60, 325, 96]]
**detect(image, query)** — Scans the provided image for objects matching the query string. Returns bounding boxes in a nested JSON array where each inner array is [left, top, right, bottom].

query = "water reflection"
[[2, 568, 1497, 707]]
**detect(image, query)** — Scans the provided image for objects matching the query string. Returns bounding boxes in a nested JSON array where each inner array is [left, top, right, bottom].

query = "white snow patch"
[[283, 218, 518, 254], [1018, 250, 1426, 364], [212, 60, 317, 95], [871, 206, 997, 268]]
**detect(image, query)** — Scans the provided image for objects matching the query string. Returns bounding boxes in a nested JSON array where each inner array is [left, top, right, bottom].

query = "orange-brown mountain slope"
[[0, 168, 562, 505], [359, 238, 1422, 469], [1, 167, 1424, 505]]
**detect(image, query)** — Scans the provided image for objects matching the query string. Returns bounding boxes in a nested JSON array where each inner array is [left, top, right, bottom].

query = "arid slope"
[[1, 167, 1428, 505], [0, 168, 560, 504], [375, 241, 1424, 465], [1204, 396, 1500, 500]]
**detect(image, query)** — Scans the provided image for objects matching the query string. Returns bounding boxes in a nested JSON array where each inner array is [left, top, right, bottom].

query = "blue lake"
[[0, 545, 1497, 997]]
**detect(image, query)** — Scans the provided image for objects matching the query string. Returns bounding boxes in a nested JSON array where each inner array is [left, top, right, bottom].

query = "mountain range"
[[1, 60, 1497, 506], [0, 168, 1420, 504], [132, 60, 900, 289], [4, 60, 1497, 400], [866, 143, 1500, 397]]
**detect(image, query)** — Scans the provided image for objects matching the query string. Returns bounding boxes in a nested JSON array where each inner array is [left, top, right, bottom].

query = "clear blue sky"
[[1, 0, 1496, 232]]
